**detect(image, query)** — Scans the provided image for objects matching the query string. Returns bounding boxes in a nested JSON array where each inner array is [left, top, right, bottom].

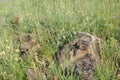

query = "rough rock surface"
[[58, 32, 103, 80]]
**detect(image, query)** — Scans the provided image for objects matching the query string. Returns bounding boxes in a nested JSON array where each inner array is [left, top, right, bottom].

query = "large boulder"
[[58, 32, 103, 80]]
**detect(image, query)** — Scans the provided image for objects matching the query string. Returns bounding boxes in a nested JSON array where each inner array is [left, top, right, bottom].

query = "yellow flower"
[[14, 57, 19, 61], [0, 51, 6, 56], [6, 46, 10, 49], [15, 49, 19, 53], [6, 40, 9, 42]]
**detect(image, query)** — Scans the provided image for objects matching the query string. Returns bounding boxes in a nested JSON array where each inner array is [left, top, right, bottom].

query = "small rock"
[[19, 33, 42, 61]]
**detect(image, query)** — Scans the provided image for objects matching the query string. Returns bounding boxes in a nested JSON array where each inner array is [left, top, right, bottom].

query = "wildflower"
[[57, 40, 61, 46], [0, 51, 6, 56], [6, 46, 10, 49], [14, 57, 19, 61], [15, 49, 19, 53], [6, 40, 9, 42], [20, 17, 23, 22]]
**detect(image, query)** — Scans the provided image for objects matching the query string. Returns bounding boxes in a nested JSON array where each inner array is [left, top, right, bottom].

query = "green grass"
[[0, 0, 120, 80]]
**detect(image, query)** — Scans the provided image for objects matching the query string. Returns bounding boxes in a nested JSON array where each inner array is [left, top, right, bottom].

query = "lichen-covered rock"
[[58, 32, 103, 80]]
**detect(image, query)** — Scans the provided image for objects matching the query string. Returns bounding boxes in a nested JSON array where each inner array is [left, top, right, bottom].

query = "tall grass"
[[0, 0, 120, 79]]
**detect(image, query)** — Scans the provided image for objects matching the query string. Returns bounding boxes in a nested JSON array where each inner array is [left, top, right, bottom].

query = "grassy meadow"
[[0, 0, 120, 80]]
